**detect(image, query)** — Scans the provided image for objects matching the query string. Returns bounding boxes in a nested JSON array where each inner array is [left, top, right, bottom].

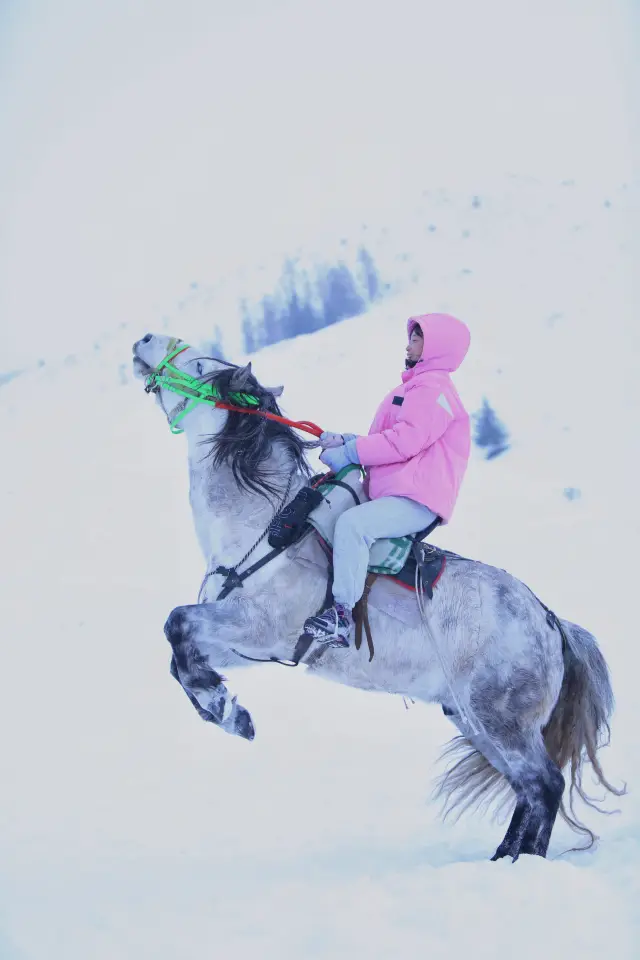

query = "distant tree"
[[357, 246, 381, 301], [261, 296, 282, 348], [316, 262, 366, 327], [283, 289, 319, 339], [241, 304, 258, 354], [240, 245, 383, 352], [472, 398, 510, 459], [279, 258, 318, 339]]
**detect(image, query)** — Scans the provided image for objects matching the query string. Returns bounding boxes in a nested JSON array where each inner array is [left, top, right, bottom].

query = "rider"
[[304, 312, 471, 646]]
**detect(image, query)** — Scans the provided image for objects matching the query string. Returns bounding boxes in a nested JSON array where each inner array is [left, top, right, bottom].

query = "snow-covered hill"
[[1, 0, 638, 955], [2, 0, 638, 370], [0, 293, 638, 958]]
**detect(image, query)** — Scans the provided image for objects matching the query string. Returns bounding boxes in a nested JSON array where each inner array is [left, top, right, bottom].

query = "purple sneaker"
[[304, 602, 353, 647]]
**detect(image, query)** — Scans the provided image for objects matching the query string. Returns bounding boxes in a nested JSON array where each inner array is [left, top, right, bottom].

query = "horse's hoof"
[[490, 846, 514, 861], [233, 704, 256, 741], [221, 699, 255, 741]]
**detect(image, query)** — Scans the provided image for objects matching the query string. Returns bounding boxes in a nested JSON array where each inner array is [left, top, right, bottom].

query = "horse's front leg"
[[164, 600, 262, 740]]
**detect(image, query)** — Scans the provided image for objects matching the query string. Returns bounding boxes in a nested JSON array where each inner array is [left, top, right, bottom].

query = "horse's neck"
[[185, 421, 302, 564]]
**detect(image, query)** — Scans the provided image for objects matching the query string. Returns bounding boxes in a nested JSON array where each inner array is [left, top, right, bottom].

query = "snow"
[[1, 1, 639, 957], [1, 286, 639, 957]]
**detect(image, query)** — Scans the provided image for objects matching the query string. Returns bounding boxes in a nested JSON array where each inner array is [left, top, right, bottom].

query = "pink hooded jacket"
[[355, 313, 471, 522]]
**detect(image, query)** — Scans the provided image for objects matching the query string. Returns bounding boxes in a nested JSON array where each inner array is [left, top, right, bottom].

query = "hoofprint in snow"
[[132, 332, 625, 863]]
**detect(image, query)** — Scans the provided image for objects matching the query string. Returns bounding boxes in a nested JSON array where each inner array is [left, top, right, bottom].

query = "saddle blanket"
[[288, 532, 429, 629]]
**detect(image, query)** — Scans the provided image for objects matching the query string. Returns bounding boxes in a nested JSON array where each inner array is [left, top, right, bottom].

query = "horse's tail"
[[542, 620, 626, 848], [433, 619, 625, 850]]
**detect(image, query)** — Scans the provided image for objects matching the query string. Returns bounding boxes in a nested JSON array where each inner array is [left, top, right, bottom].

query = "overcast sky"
[[0, 0, 637, 367]]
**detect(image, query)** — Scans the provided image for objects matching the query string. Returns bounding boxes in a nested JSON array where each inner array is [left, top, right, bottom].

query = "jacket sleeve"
[[356, 382, 454, 466]]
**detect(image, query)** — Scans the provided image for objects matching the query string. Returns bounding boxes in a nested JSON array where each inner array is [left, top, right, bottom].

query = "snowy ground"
[[2, 1, 639, 956], [1, 300, 638, 959]]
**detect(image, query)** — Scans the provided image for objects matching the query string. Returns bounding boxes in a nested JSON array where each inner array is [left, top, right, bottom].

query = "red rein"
[[213, 401, 324, 439]]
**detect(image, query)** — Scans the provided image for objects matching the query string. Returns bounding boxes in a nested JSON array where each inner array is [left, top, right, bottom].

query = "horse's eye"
[[196, 361, 204, 376]]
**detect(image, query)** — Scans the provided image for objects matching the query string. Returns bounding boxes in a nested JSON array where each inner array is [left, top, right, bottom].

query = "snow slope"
[[1, 0, 637, 368], [0, 296, 638, 959], [1, 1, 639, 954]]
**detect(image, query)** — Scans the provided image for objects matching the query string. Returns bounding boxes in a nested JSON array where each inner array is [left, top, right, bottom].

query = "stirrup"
[[315, 631, 350, 648], [304, 606, 351, 647]]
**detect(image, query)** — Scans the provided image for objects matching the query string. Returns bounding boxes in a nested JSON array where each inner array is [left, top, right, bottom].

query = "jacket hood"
[[407, 313, 470, 373]]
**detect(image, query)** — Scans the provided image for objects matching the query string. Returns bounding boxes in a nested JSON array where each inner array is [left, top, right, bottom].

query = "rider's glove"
[[319, 431, 357, 449], [319, 438, 360, 473]]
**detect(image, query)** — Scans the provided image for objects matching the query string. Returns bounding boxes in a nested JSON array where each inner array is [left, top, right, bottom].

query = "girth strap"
[[228, 558, 335, 667]]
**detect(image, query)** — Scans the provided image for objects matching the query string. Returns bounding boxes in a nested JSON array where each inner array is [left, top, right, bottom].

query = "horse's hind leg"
[[446, 711, 531, 859], [485, 735, 564, 859], [514, 745, 565, 858], [490, 798, 530, 861], [448, 701, 564, 860]]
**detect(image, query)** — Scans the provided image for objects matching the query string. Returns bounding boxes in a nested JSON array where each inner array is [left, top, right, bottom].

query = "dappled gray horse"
[[132, 333, 624, 861]]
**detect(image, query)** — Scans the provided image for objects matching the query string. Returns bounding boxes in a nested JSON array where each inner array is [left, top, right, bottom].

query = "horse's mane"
[[198, 361, 315, 500]]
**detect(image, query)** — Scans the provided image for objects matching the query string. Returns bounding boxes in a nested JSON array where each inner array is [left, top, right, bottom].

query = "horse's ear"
[[229, 362, 253, 390], [265, 384, 284, 398]]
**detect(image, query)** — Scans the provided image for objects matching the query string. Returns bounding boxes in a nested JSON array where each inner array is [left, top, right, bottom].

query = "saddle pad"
[[389, 542, 447, 596], [288, 532, 424, 629]]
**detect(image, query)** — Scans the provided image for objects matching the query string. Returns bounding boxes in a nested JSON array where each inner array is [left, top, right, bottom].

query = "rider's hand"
[[319, 445, 351, 472], [320, 431, 356, 449], [319, 437, 361, 473]]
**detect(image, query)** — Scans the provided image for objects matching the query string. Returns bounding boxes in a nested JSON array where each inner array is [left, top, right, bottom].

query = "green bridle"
[[144, 338, 260, 434]]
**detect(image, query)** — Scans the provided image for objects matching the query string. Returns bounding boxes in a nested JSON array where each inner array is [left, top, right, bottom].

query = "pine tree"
[[473, 398, 510, 459]]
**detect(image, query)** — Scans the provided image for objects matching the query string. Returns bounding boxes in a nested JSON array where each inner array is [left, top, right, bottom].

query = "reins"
[[213, 403, 324, 438], [144, 338, 324, 438]]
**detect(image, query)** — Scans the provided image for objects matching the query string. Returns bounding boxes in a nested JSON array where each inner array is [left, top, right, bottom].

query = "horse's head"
[[132, 333, 284, 435], [132, 333, 305, 497]]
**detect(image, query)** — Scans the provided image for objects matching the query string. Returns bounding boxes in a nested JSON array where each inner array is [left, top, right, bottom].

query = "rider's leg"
[[333, 496, 438, 608], [305, 496, 438, 644]]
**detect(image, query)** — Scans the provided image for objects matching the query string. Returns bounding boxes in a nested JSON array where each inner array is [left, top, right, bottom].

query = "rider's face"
[[406, 330, 424, 363]]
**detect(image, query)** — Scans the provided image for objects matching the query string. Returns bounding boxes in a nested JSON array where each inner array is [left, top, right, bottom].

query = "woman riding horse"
[[305, 313, 471, 646]]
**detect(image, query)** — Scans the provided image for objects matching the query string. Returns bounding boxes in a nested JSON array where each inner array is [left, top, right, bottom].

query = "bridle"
[[143, 338, 324, 438], [143, 338, 261, 434]]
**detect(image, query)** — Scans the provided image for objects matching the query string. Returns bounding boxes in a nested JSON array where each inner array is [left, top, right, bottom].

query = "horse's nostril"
[[141, 333, 153, 344]]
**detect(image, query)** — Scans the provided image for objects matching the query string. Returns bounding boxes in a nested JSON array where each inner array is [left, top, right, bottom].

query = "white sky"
[[0, 0, 637, 367]]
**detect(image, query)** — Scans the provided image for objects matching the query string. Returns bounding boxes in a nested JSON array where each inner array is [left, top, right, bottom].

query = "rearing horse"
[[132, 333, 624, 861]]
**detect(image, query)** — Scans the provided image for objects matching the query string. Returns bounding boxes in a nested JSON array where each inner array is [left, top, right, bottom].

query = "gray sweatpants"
[[332, 496, 438, 609]]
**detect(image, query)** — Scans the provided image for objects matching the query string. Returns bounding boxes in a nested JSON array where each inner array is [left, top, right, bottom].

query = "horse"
[[132, 332, 624, 861]]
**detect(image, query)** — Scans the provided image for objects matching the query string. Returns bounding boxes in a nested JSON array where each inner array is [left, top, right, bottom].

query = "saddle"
[[270, 466, 447, 660], [350, 539, 447, 660]]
